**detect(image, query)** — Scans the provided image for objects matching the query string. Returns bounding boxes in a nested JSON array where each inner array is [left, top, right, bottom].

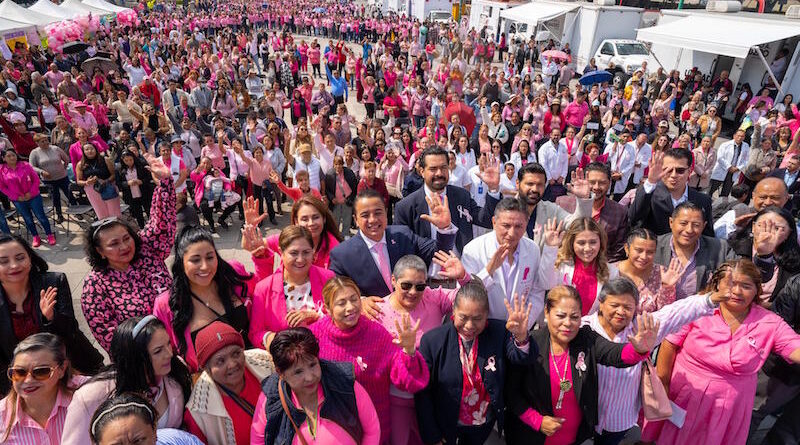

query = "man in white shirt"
[[538, 128, 568, 196], [629, 133, 652, 187], [447, 151, 471, 191], [710, 129, 750, 198], [245, 70, 264, 99], [462, 197, 560, 328], [162, 78, 191, 116], [318, 133, 344, 174], [292, 144, 325, 192], [604, 132, 635, 200]]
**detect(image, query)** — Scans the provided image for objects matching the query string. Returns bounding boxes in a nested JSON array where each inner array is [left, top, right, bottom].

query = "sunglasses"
[[399, 282, 426, 292], [665, 167, 688, 175], [7, 365, 58, 382]]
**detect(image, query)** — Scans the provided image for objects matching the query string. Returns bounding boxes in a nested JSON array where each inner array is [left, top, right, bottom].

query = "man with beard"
[[515, 162, 593, 249], [394, 147, 501, 253]]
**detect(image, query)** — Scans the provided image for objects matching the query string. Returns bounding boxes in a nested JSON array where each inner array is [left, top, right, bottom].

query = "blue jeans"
[[0, 207, 9, 234], [13, 195, 52, 237]]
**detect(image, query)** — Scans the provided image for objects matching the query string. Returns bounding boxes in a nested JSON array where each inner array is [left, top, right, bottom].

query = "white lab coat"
[[631, 142, 652, 184], [539, 140, 568, 183], [711, 140, 750, 183], [604, 142, 636, 195], [462, 232, 558, 329]]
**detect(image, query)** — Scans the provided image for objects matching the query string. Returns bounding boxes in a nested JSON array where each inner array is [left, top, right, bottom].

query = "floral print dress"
[[81, 179, 176, 350]]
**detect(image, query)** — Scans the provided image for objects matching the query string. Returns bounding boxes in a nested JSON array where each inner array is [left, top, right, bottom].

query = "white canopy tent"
[[60, 0, 112, 15], [0, 0, 60, 26], [29, 0, 79, 20], [499, 1, 579, 43], [0, 17, 34, 33], [637, 14, 800, 94], [81, 0, 131, 13]]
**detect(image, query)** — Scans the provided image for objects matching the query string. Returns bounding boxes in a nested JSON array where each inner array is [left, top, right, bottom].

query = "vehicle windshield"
[[429, 12, 450, 20], [616, 43, 649, 56]]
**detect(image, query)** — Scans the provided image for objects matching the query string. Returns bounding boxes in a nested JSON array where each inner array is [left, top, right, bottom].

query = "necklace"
[[550, 342, 572, 410]]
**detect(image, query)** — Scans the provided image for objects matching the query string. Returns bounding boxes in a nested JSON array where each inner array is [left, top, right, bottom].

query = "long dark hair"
[[169, 225, 251, 355], [0, 234, 49, 279], [93, 316, 191, 404], [291, 196, 343, 254]]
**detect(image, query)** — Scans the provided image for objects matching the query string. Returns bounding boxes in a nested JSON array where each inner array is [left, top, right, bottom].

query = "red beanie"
[[194, 321, 245, 368]]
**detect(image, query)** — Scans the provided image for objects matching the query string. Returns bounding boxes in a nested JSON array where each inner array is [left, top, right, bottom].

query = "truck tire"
[[613, 72, 630, 89]]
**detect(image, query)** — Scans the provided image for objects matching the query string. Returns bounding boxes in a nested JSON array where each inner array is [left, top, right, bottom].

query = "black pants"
[[128, 196, 146, 228], [455, 419, 495, 445], [45, 177, 77, 218], [365, 102, 375, 119], [594, 429, 629, 445], [234, 175, 248, 217], [200, 199, 236, 230], [252, 183, 276, 221], [762, 391, 800, 445], [313, 63, 321, 78], [709, 172, 735, 197]]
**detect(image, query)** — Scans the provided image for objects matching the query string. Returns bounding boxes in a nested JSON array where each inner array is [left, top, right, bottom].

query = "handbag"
[[94, 181, 118, 201], [641, 358, 673, 420], [278, 379, 310, 445]]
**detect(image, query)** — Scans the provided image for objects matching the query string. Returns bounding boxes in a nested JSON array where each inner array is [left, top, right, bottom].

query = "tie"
[[374, 241, 392, 291]]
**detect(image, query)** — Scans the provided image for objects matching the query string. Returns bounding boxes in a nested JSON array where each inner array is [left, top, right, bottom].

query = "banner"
[[4, 31, 28, 53], [0, 37, 12, 60]]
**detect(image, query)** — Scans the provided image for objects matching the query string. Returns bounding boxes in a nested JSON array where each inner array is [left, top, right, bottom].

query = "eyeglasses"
[[7, 365, 58, 382], [399, 282, 426, 292], [665, 167, 688, 175]]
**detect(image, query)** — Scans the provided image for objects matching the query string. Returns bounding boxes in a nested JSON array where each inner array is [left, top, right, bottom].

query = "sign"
[[4, 31, 28, 53]]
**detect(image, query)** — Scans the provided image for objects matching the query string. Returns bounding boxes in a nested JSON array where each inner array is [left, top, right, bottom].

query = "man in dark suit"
[[769, 154, 800, 214], [654, 202, 734, 299], [394, 147, 501, 253], [329, 188, 457, 298], [324, 155, 359, 234], [629, 148, 714, 237], [556, 162, 629, 262]]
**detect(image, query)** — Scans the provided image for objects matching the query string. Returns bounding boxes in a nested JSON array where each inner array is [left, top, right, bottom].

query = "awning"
[[60, 0, 113, 15], [29, 0, 79, 20], [636, 15, 800, 59], [499, 1, 579, 25], [0, 0, 60, 26], [0, 17, 33, 33]]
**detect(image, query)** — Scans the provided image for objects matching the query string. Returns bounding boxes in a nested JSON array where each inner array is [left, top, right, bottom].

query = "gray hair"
[[598, 277, 640, 307], [392, 254, 427, 278]]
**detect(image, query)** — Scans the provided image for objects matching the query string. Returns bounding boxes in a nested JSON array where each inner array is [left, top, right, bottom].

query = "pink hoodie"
[[0, 161, 39, 201]]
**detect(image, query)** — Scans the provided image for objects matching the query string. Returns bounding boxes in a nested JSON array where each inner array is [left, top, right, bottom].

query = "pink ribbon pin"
[[576, 352, 587, 372], [485, 356, 497, 372]]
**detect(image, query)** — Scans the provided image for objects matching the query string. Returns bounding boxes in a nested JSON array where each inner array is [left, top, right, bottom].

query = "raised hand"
[[486, 243, 510, 276], [540, 416, 565, 436], [420, 193, 452, 230], [269, 170, 280, 184], [710, 271, 733, 305], [542, 217, 565, 248], [567, 167, 591, 199], [143, 153, 170, 181], [647, 151, 664, 184], [478, 155, 501, 191], [241, 224, 267, 257], [243, 196, 268, 226], [733, 212, 757, 228], [39, 287, 57, 321], [433, 250, 466, 281], [504, 293, 532, 344], [660, 258, 686, 289], [753, 217, 786, 256], [393, 314, 421, 355], [628, 311, 661, 354]]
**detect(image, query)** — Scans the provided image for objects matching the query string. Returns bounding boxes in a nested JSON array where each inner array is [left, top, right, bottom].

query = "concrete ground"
[[9, 31, 775, 445]]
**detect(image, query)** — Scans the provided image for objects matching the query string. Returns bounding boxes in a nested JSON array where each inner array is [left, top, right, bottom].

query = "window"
[[600, 43, 614, 56]]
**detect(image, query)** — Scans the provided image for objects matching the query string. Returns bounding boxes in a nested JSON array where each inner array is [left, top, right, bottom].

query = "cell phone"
[[613, 124, 624, 132], [586, 122, 599, 130]]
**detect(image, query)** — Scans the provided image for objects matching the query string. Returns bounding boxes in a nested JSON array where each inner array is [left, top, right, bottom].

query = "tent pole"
[[754, 46, 784, 96]]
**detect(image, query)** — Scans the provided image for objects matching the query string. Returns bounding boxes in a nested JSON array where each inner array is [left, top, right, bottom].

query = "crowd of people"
[[1, 0, 800, 444]]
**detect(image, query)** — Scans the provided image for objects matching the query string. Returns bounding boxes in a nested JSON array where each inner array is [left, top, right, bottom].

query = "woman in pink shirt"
[[642, 260, 800, 445], [505, 285, 657, 445], [373, 253, 470, 445], [0, 149, 54, 246], [249, 225, 334, 350], [250, 327, 381, 445]]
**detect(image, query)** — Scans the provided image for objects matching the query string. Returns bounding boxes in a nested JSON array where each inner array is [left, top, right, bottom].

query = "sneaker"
[[47, 234, 56, 246], [32, 236, 41, 248]]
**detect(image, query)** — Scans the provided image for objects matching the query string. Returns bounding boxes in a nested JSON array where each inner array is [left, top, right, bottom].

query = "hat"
[[170, 134, 184, 144], [248, 68, 258, 75], [298, 143, 312, 154], [491, 101, 500, 108], [506, 94, 519, 104], [591, 99, 600, 107], [74, 101, 88, 108], [195, 322, 245, 368], [658, 120, 669, 128], [624, 120, 634, 126]]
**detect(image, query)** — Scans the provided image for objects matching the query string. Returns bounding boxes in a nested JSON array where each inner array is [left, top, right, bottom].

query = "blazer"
[[654, 233, 734, 294], [556, 195, 629, 262], [769, 168, 800, 195], [710, 139, 750, 182], [415, 320, 533, 445], [628, 182, 714, 237], [324, 167, 358, 207], [329, 225, 457, 297], [0, 271, 103, 395], [115, 161, 154, 205], [504, 326, 635, 445], [394, 184, 499, 253]]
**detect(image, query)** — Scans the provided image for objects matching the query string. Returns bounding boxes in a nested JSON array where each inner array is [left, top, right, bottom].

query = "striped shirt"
[[581, 293, 715, 433], [0, 376, 86, 445]]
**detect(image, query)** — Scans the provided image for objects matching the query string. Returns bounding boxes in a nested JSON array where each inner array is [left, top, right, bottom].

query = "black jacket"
[[415, 320, 533, 445], [324, 167, 358, 207], [505, 326, 637, 445], [0, 272, 104, 395], [116, 161, 154, 205], [628, 182, 714, 237], [765, 273, 800, 386], [394, 185, 499, 253]]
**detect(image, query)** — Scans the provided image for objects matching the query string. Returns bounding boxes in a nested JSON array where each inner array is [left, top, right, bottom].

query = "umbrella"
[[62, 42, 89, 55], [443, 101, 476, 136], [541, 49, 569, 62], [579, 70, 613, 86], [312, 6, 326, 13], [82, 57, 117, 75]]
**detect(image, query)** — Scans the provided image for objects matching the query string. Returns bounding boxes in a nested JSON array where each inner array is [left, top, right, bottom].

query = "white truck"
[[593, 39, 659, 75]]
